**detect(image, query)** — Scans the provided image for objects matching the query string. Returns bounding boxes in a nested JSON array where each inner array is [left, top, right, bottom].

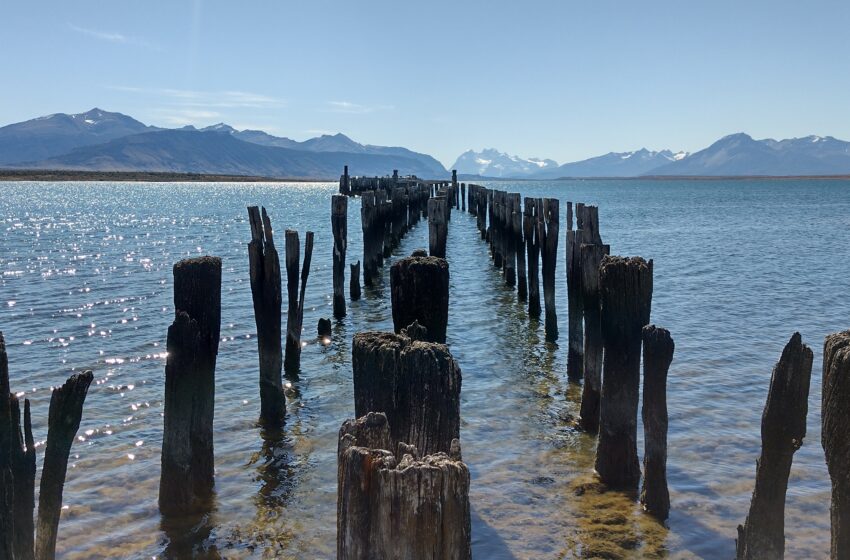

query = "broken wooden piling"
[[352, 332, 461, 456], [640, 325, 676, 521], [540, 198, 559, 341], [595, 256, 653, 488], [332, 195, 348, 318], [736, 332, 812, 558], [428, 197, 448, 259], [361, 191, 380, 286], [524, 197, 541, 319], [578, 242, 610, 432], [390, 255, 449, 344], [284, 230, 314, 373], [349, 261, 361, 301], [159, 256, 221, 517], [247, 207, 285, 427], [35, 370, 94, 560], [822, 330, 850, 558]]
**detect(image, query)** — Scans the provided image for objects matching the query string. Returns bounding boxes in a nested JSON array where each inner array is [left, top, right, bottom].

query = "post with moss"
[[822, 330, 850, 558], [390, 255, 450, 344], [736, 332, 812, 558], [247, 206, 286, 427], [595, 256, 652, 488], [640, 325, 675, 521], [578, 242, 610, 432], [159, 257, 221, 517], [36, 371, 94, 560], [284, 230, 315, 374], [332, 195, 348, 318]]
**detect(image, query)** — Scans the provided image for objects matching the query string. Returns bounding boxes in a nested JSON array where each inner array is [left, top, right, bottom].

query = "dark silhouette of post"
[[540, 198, 559, 341], [428, 197, 448, 259], [595, 256, 652, 488], [349, 261, 361, 301], [822, 330, 850, 558], [567, 228, 584, 379], [284, 230, 314, 373], [36, 371, 94, 560], [641, 325, 675, 521], [332, 195, 348, 318], [159, 256, 221, 516], [524, 198, 541, 319], [390, 255, 449, 344], [736, 332, 812, 559], [578, 243, 610, 432], [247, 207, 285, 428]]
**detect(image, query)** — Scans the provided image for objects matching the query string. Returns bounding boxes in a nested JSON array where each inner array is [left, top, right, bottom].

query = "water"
[[0, 179, 847, 559]]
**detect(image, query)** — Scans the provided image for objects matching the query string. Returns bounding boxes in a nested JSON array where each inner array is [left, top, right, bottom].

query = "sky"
[[1, 0, 849, 167]]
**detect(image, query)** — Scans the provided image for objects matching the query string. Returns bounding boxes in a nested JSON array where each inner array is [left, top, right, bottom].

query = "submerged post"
[[390, 255, 449, 344], [578, 243, 610, 432], [736, 332, 812, 559], [159, 256, 221, 516], [428, 197, 448, 259], [35, 371, 94, 560], [284, 230, 315, 373], [595, 256, 652, 488], [332, 195, 348, 318], [640, 325, 675, 521], [247, 207, 285, 427], [822, 330, 850, 558], [349, 261, 361, 301]]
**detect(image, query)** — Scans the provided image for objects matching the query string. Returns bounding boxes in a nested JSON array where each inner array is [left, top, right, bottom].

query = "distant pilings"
[[247, 207, 286, 428], [736, 332, 812, 559], [284, 230, 314, 373], [595, 256, 653, 488], [159, 256, 221, 516]]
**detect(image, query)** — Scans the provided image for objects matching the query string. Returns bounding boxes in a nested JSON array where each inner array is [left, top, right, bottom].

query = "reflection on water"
[[0, 179, 848, 558]]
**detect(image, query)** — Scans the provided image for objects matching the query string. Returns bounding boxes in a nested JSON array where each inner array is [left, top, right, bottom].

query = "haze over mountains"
[[2, 109, 850, 179]]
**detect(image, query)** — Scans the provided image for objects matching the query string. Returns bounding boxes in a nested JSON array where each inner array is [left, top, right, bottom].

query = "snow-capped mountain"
[[552, 148, 688, 178], [451, 148, 559, 178]]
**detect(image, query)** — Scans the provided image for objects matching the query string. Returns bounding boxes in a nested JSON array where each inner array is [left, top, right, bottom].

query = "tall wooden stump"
[[514, 206, 527, 301], [284, 230, 315, 373], [247, 207, 285, 427], [361, 191, 378, 287], [390, 256, 450, 344], [338, 433, 471, 560], [340, 165, 350, 195], [1, 333, 37, 560], [429, 197, 448, 258], [503, 195, 517, 288], [822, 330, 850, 558], [352, 332, 461, 456], [524, 198, 541, 319], [567, 229, 585, 379], [595, 256, 653, 488], [332, 195, 348, 318], [159, 256, 221, 517], [540, 198, 559, 341], [461, 183, 466, 211], [35, 370, 94, 560], [640, 325, 676, 521], [349, 261, 361, 301], [736, 332, 812, 558], [578, 243, 610, 432]]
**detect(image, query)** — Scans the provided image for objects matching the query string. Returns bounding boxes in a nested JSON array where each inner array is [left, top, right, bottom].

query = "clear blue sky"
[[1, 0, 849, 167]]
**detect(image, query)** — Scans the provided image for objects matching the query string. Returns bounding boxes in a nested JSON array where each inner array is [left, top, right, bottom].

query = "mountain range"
[[2, 109, 850, 178]]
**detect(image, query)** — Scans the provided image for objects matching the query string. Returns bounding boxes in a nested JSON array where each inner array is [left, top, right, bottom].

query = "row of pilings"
[[3, 166, 850, 558]]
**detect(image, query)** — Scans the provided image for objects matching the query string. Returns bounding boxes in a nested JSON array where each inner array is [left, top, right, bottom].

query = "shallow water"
[[0, 179, 847, 559]]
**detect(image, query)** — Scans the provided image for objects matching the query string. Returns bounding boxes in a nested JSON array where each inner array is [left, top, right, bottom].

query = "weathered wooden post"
[[284, 230, 314, 373], [159, 257, 221, 517], [35, 370, 94, 560], [332, 195, 348, 318], [247, 206, 286, 427], [640, 325, 676, 521], [352, 332, 461, 456], [390, 255, 450, 344], [340, 165, 350, 195], [503, 195, 517, 288], [736, 332, 812, 558], [349, 261, 361, 301], [361, 191, 378, 287], [338, 427, 471, 560], [595, 256, 652, 488], [428, 197, 448, 259], [567, 228, 584, 379], [524, 197, 541, 319], [578, 243, 610, 432], [461, 183, 466, 211], [514, 202, 527, 301], [822, 330, 850, 558], [540, 198, 559, 341]]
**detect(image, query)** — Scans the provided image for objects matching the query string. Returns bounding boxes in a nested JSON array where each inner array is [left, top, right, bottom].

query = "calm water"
[[1, 179, 848, 559]]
